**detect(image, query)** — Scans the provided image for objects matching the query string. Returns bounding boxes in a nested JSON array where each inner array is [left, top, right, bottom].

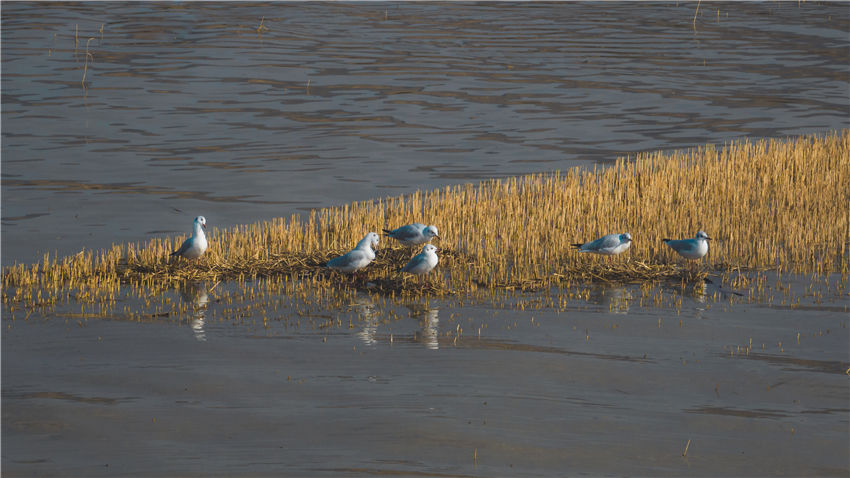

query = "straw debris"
[[3, 130, 848, 305]]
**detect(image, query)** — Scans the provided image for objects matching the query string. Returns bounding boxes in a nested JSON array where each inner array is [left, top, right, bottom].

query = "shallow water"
[[3, 276, 848, 476], [2, 2, 849, 265], [2, 2, 850, 476]]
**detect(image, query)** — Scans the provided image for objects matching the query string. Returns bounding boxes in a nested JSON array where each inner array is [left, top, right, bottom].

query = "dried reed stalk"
[[3, 131, 848, 300]]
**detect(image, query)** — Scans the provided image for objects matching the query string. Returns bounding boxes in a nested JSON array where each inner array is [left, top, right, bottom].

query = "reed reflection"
[[588, 285, 632, 315]]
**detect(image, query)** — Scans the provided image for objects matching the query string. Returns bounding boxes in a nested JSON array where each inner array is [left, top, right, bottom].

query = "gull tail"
[[168, 250, 182, 263], [571, 243, 584, 249], [662, 238, 672, 244], [382, 229, 393, 236]]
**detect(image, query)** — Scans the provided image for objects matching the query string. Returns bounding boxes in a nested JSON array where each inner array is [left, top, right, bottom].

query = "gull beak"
[[202, 223, 206, 229]]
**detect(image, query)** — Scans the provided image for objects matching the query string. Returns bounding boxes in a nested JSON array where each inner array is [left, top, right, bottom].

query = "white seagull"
[[663, 231, 711, 260], [401, 244, 440, 284], [170, 216, 208, 262], [326, 232, 380, 273], [572, 232, 632, 256], [383, 223, 439, 246]]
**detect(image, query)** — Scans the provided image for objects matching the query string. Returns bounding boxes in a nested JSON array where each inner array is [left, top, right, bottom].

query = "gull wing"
[[171, 237, 193, 257]]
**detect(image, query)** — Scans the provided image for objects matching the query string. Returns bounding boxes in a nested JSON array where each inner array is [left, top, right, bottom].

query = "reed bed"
[[3, 130, 848, 305]]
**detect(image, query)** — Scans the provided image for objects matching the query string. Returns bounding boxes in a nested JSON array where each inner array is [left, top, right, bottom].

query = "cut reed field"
[[3, 130, 848, 307]]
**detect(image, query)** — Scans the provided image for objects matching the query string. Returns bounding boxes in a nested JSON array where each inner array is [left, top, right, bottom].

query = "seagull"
[[326, 232, 380, 273], [170, 216, 208, 262], [383, 223, 439, 246], [663, 231, 711, 260], [401, 244, 440, 286], [572, 233, 632, 256]]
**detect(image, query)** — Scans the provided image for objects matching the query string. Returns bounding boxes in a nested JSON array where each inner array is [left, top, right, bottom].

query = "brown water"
[[2, 2, 850, 476]]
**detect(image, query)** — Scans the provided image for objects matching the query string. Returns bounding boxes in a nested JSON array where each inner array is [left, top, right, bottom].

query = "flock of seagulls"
[[169, 216, 711, 282], [573, 230, 712, 262], [328, 224, 442, 283]]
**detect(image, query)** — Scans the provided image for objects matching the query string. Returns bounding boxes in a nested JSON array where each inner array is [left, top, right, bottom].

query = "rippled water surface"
[[2, 1, 848, 264], [2, 3, 849, 476], [3, 276, 849, 476]]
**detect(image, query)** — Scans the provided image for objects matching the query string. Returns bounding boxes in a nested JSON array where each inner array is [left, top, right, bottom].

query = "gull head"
[[620, 232, 632, 243], [195, 216, 207, 229], [696, 230, 711, 241], [422, 244, 439, 255], [366, 231, 380, 248], [423, 225, 439, 239]]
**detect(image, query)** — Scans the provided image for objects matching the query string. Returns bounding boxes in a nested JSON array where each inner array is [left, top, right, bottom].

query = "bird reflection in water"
[[406, 303, 440, 350], [588, 285, 632, 315], [179, 282, 209, 342], [352, 294, 379, 346], [697, 276, 744, 307]]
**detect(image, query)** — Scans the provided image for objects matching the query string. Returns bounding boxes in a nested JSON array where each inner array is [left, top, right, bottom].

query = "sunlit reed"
[[3, 130, 848, 303]]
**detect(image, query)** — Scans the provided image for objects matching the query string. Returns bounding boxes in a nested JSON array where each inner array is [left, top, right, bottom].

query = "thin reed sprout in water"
[[81, 37, 95, 87], [2, 130, 848, 302]]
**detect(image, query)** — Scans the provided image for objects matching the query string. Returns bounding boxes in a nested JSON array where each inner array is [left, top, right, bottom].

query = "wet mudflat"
[[3, 276, 848, 476]]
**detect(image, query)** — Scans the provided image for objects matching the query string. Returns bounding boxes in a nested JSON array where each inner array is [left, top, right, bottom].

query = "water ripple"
[[2, 2, 848, 264]]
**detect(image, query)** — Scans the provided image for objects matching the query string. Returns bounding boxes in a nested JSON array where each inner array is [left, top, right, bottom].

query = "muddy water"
[[3, 277, 848, 476], [2, 2, 849, 265], [2, 2, 850, 476]]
